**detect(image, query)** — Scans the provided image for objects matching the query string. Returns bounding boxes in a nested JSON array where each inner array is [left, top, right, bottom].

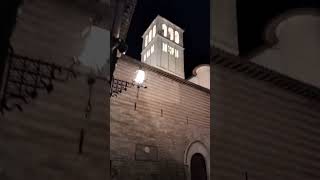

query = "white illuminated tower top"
[[141, 15, 185, 79]]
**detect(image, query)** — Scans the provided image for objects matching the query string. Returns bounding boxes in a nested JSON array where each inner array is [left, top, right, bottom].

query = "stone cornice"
[[118, 0, 137, 40], [120, 56, 210, 94]]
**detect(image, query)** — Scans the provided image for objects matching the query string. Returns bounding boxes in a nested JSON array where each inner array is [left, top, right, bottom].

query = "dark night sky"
[[126, 0, 210, 78], [126, 0, 319, 76]]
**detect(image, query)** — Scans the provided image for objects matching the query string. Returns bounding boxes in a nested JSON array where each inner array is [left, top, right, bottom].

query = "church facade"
[[111, 16, 210, 180]]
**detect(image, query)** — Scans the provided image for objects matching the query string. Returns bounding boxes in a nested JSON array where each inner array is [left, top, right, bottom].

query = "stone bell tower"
[[141, 15, 185, 79]]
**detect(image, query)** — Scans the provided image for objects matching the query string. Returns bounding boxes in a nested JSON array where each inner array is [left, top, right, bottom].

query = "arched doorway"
[[191, 153, 207, 180], [184, 141, 210, 180]]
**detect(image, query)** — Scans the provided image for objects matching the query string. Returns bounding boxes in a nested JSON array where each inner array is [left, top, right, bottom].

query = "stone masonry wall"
[[111, 57, 210, 180], [211, 64, 320, 180], [0, 0, 109, 179]]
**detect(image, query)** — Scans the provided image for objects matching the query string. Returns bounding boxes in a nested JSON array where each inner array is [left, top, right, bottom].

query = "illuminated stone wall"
[[111, 56, 210, 180]]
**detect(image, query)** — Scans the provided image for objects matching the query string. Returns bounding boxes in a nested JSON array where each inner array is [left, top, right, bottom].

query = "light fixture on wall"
[[110, 67, 147, 97], [133, 69, 146, 87], [110, 34, 147, 97]]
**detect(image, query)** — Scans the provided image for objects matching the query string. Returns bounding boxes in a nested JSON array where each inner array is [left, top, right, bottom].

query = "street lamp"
[[133, 69, 147, 98], [110, 68, 147, 97], [133, 69, 146, 87]]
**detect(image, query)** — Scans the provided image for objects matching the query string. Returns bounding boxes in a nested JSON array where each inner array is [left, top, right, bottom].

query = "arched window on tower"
[[145, 35, 148, 47], [147, 49, 150, 57], [168, 27, 174, 41], [175, 31, 179, 44], [148, 30, 152, 42], [162, 24, 167, 37], [153, 25, 156, 38]]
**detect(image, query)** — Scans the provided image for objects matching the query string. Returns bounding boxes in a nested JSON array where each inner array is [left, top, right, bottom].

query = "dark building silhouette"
[[211, 1, 320, 180]]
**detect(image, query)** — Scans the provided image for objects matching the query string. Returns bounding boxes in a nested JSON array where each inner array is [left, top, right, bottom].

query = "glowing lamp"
[[134, 70, 145, 85]]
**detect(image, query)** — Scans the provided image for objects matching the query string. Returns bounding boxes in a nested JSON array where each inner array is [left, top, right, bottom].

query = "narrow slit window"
[[151, 44, 154, 53], [143, 54, 146, 61]]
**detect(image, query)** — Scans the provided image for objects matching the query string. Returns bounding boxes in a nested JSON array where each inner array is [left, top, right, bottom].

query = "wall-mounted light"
[[134, 69, 145, 86], [111, 67, 147, 97]]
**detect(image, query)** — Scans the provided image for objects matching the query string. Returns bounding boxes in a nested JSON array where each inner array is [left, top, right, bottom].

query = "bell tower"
[[141, 15, 185, 79]]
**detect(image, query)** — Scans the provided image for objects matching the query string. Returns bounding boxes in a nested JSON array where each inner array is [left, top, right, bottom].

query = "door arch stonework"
[[184, 141, 210, 180]]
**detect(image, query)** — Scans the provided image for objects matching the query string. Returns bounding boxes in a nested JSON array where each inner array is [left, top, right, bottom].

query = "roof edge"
[[120, 56, 210, 93]]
